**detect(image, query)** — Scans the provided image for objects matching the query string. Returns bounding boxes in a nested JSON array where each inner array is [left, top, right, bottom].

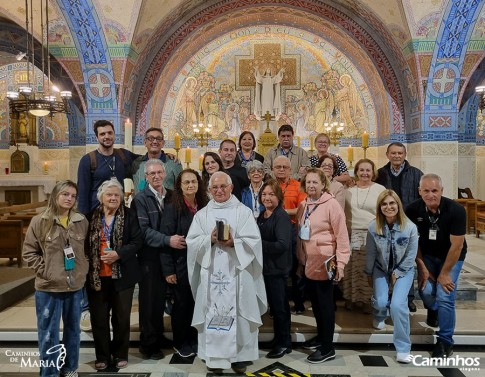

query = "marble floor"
[[0, 235, 485, 376]]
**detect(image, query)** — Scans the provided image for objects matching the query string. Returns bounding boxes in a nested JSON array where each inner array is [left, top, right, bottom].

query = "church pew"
[[0, 201, 47, 215], [0, 220, 24, 267]]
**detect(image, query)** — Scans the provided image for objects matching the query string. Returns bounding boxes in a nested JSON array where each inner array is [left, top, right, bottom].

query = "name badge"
[[63, 246, 75, 259], [300, 219, 311, 240], [429, 229, 437, 240]]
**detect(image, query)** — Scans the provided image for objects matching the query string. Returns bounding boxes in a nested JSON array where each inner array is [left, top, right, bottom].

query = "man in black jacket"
[[376, 142, 423, 312], [131, 159, 184, 360]]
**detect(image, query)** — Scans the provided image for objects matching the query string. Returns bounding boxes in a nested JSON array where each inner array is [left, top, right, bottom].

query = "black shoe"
[[266, 347, 292, 359], [408, 299, 417, 312], [306, 348, 336, 364], [432, 340, 453, 358], [150, 350, 164, 360], [174, 345, 196, 358], [207, 367, 223, 374], [426, 309, 439, 327], [291, 305, 305, 315], [302, 336, 322, 350], [139, 346, 164, 360], [231, 361, 247, 373]]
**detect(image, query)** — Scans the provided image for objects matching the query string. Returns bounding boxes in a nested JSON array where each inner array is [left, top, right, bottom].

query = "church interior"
[[1, 0, 485, 376]]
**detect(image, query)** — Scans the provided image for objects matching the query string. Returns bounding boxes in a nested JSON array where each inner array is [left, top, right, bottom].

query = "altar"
[[0, 175, 56, 203]]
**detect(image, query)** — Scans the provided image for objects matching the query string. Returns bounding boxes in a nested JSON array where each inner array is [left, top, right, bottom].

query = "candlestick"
[[296, 136, 301, 148], [185, 147, 192, 168], [199, 155, 204, 171], [124, 119, 133, 151], [43, 162, 49, 174], [310, 136, 315, 151]]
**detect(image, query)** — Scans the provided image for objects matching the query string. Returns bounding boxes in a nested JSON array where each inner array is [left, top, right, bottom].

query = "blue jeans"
[[372, 268, 414, 353], [419, 255, 463, 346], [35, 289, 83, 377]]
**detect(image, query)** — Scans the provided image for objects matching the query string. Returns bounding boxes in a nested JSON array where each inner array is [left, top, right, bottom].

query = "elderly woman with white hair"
[[241, 160, 265, 218], [86, 178, 143, 371]]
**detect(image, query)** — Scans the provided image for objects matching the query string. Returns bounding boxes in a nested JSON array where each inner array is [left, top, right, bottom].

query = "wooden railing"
[[0, 201, 47, 267]]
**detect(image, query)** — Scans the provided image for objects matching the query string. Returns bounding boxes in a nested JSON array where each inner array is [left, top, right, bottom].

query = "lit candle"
[[185, 147, 192, 163], [199, 155, 204, 171], [43, 162, 48, 173], [348, 145, 354, 161], [124, 119, 132, 151], [174, 133, 181, 149], [310, 136, 315, 150], [297, 136, 301, 148], [362, 131, 369, 148]]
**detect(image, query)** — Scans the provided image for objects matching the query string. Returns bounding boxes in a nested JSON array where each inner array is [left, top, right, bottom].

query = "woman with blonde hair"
[[365, 189, 418, 363], [23, 180, 88, 377], [343, 158, 386, 312]]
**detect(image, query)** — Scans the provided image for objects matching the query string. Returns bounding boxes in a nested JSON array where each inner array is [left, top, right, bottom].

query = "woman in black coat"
[[160, 169, 208, 358], [257, 179, 293, 359], [86, 178, 142, 370]]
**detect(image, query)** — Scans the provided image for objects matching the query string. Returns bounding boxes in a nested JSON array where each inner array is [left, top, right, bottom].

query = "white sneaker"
[[80, 311, 91, 331], [396, 352, 413, 364], [372, 318, 385, 330], [60, 371, 78, 377]]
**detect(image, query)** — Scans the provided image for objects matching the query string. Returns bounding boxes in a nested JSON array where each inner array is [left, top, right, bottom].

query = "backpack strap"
[[88, 150, 97, 173], [113, 148, 129, 167]]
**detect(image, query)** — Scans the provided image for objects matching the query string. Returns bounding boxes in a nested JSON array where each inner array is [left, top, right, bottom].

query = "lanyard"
[[102, 215, 115, 248], [249, 183, 262, 215], [304, 202, 320, 221], [99, 151, 116, 177], [425, 207, 440, 230]]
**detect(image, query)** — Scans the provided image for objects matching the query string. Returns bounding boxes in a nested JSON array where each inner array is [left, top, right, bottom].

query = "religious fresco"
[[159, 29, 379, 142]]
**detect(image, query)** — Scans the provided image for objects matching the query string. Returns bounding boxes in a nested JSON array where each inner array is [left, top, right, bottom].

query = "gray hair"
[[144, 159, 165, 174], [246, 160, 264, 176], [273, 155, 291, 167], [420, 173, 442, 188], [96, 178, 124, 202], [209, 171, 232, 187]]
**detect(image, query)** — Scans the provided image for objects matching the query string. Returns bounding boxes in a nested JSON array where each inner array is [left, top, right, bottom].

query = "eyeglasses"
[[273, 165, 290, 170], [146, 171, 165, 177], [249, 170, 264, 175], [181, 180, 198, 186], [316, 141, 329, 146], [320, 163, 334, 169], [210, 184, 230, 192], [145, 136, 164, 142]]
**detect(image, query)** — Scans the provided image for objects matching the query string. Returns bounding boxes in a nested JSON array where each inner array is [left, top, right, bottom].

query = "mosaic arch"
[[130, 0, 410, 143], [152, 27, 389, 145]]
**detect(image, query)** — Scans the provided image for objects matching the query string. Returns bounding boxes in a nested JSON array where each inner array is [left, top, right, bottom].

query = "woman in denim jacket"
[[365, 189, 418, 364]]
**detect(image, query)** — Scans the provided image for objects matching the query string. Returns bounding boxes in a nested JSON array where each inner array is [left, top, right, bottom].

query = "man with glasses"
[[132, 159, 185, 360], [263, 124, 310, 180], [186, 172, 266, 374], [132, 128, 182, 193], [309, 133, 350, 185], [273, 156, 307, 314]]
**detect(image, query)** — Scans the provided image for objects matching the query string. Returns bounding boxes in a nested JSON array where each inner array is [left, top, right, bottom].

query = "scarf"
[[88, 205, 125, 291]]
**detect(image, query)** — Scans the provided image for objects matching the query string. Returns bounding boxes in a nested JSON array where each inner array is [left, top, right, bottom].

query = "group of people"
[[22, 120, 467, 377]]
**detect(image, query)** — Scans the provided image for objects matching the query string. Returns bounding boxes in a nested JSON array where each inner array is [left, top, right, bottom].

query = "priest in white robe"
[[186, 171, 267, 373]]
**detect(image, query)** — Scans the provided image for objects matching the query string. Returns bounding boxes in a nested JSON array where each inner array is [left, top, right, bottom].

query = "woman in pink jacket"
[[297, 168, 350, 364]]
